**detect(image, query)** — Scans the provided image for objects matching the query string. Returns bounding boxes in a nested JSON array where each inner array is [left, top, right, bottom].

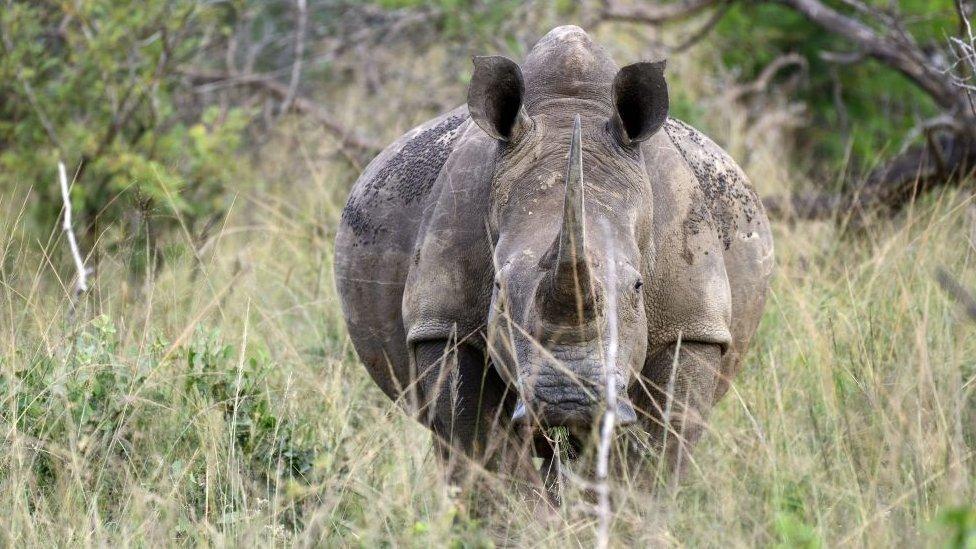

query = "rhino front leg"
[[413, 341, 539, 482], [633, 341, 722, 481], [415, 340, 493, 458]]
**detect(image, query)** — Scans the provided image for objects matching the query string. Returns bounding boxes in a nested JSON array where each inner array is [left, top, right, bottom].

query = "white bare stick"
[[58, 161, 88, 299], [595, 230, 619, 549]]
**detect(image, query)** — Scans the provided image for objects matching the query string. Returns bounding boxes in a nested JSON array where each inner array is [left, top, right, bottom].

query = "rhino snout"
[[512, 376, 636, 428]]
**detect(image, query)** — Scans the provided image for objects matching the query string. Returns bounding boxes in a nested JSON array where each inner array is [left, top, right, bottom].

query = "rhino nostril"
[[615, 400, 637, 425]]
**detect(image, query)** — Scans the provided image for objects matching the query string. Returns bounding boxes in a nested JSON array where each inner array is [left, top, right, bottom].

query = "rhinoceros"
[[334, 26, 773, 485]]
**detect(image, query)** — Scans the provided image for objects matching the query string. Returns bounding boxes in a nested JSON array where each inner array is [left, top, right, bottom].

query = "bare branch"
[[819, 49, 866, 64], [601, 0, 721, 24], [279, 0, 307, 115], [615, 0, 976, 220], [669, 1, 732, 53], [612, 0, 972, 126], [779, 0, 967, 118], [179, 68, 383, 156], [955, 0, 973, 43], [727, 53, 808, 100], [58, 161, 89, 302], [950, 0, 976, 118], [764, 131, 976, 221]]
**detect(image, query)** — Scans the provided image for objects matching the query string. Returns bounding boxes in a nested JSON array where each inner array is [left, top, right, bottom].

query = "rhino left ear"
[[468, 56, 530, 142], [611, 60, 669, 145]]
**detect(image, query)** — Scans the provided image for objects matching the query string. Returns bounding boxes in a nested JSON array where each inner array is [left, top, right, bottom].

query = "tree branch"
[[670, 0, 732, 53], [179, 68, 383, 157], [763, 131, 976, 221], [279, 0, 307, 115], [777, 0, 969, 120], [601, 0, 721, 24], [727, 52, 808, 100], [616, 0, 976, 221]]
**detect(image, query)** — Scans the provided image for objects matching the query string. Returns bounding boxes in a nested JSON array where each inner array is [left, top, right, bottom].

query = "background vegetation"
[[1, 0, 974, 545]]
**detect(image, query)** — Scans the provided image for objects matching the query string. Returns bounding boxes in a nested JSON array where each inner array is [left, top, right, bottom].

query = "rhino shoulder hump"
[[662, 118, 765, 252], [339, 107, 469, 245]]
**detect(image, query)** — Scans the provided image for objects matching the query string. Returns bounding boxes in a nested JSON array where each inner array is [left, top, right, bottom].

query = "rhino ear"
[[611, 60, 669, 145], [468, 56, 530, 141]]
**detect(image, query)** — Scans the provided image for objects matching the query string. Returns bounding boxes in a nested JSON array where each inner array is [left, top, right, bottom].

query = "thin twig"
[[57, 161, 89, 302], [727, 53, 808, 101], [279, 0, 307, 115], [820, 49, 866, 64], [601, 0, 720, 24], [669, 0, 732, 53], [179, 68, 383, 156]]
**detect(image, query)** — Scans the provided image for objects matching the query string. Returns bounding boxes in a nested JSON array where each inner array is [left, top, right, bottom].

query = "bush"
[[711, 0, 957, 167], [0, 316, 315, 531], [0, 1, 253, 261]]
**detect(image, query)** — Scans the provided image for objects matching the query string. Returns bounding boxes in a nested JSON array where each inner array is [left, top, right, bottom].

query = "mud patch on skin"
[[341, 114, 466, 244], [664, 119, 761, 250], [681, 199, 713, 264]]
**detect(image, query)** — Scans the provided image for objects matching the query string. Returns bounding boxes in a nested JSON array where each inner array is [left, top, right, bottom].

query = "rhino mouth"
[[511, 363, 637, 429]]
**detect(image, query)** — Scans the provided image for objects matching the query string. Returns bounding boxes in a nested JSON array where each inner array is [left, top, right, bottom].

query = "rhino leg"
[[413, 341, 543, 486], [632, 341, 722, 481]]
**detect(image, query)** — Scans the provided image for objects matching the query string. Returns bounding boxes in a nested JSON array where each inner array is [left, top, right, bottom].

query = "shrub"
[[0, 1, 253, 261]]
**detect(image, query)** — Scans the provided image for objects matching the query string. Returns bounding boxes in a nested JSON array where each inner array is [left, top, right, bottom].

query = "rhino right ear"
[[468, 56, 530, 142], [611, 60, 669, 146]]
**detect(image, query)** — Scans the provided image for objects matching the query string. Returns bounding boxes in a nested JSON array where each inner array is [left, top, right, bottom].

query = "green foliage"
[[0, 316, 314, 526], [773, 480, 822, 548], [712, 0, 956, 167], [938, 506, 976, 549], [182, 327, 315, 478], [0, 1, 253, 247]]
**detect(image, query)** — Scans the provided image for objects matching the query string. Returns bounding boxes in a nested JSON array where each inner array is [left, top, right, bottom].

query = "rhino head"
[[470, 26, 668, 429]]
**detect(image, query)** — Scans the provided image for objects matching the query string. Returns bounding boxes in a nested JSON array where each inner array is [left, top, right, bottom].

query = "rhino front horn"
[[544, 114, 595, 317], [557, 114, 586, 270]]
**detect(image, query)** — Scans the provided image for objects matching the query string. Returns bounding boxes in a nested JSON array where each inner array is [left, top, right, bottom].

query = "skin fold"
[[334, 25, 774, 489]]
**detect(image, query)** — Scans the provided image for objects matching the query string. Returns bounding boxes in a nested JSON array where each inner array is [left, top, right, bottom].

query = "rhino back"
[[334, 106, 469, 400]]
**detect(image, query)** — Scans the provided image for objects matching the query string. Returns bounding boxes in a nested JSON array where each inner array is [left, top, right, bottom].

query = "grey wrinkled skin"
[[334, 26, 774, 486]]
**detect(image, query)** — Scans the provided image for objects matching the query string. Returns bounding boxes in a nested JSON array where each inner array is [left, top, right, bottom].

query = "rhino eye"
[[634, 279, 643, 291]]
